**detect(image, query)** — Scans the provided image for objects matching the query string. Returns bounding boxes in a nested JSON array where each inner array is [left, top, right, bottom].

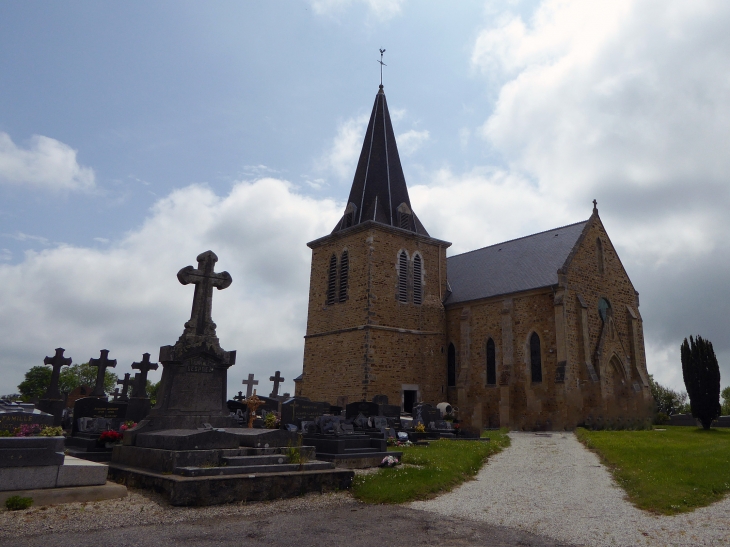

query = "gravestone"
[[241, 374, 258, 398], [71, 397, 128, 435], [269, 371, 284, 398], [36, 348, 72, 426], [280, 398, 329, 428], [372, 394, 388, 405], [345, 401, 379, 420], [89, 349, 117, 398], [413, 403, 439, 427], [0, 401, 54, 432], [127, 352, 159, 423], [130, 250, 238, 436]]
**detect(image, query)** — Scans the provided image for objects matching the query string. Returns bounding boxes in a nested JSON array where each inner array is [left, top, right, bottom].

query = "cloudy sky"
[[1, 0, 728, 398]]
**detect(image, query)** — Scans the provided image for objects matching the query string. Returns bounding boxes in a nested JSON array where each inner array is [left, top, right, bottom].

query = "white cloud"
[[318, 114, 369, 181], [0, 133, 95, 191], [5, 232, 50, 245], [397, 129, 430, 156], [468, 0, 730, 390], [310, 0, 405, 21], [0, 178, 340, 398], [0, 249, 11, 262]]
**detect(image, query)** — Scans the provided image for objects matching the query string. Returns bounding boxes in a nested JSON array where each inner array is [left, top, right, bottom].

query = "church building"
[[295, 84, 653, 430]]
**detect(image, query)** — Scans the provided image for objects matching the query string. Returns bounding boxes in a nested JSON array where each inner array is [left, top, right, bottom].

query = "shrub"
[[681, 335, 721, 429], [39, 426, 64, 437], [5, 496, 33, 511]]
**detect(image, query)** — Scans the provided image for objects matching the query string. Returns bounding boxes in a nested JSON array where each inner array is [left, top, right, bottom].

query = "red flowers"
[[99, 430, 122, 443]]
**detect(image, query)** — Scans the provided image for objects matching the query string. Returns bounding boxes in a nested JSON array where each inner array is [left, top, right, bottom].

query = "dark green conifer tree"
[[681, 335, 721, 429]]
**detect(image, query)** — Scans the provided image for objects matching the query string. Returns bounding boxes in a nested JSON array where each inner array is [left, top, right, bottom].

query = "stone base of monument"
[[302, 433, 399, 469], [65, 433, 115, 462], [108, 428, 354, 506]]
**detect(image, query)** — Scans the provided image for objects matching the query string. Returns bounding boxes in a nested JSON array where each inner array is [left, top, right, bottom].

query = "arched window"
[[413, 254, 423, 305], [397, 251, 408, 303], [486, 338, 496, 385], [447, 343, 456, 387], [326, 254, 337, 306], [530, 333, 542, 383], [596, 238, 604, 274], [338, 250, 349, 302]]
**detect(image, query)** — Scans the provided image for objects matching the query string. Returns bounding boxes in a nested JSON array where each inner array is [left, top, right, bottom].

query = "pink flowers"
[[15, 424, 42, 437], [380, 455, 400, 467], [120, 421, 137, 432]]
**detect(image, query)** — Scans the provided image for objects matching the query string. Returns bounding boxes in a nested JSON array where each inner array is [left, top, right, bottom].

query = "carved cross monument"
[[131, 353, 158, 398], [242, 373, 259, 398], [42, 348, 72, 400], [177, 250, 232, 340], [245, 390, 264, 428], [116, 373, 133, 402], [233, 391, 245, 402], [89, 349, 117, 398], [269, 371, 285, 398], [135, 250, 237, 434]]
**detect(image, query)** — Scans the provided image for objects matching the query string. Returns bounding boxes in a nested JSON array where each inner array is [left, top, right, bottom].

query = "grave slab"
[[0, 482, 127, 508]]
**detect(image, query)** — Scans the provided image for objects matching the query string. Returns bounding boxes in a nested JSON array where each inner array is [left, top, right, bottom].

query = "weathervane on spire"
[[378, 48, 386, 87]]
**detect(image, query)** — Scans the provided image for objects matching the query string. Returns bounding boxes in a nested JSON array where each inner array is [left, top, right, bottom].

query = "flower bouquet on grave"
[[380, 455, 400, 468], [120, 421, 137, 432], [14, 424, 42, 437], [98, 430, 123, 448]]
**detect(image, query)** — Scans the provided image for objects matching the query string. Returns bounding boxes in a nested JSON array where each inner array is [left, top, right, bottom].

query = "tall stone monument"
[[128, 250, 238, 437], [37, 348, 72, 426]]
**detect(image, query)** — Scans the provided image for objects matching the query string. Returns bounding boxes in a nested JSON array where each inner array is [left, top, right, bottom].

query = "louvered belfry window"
[[399, 212, 411, 230], [413, 254, 422, 305], [397, 251, 408, 303], [486, 338, 496, 385], [530, 332, 542, 383], [326, 254, 337, 306], [338, 250, 349, 302]]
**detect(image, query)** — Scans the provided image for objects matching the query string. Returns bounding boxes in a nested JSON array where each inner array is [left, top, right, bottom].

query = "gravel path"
[[411, 432, 730, 546]]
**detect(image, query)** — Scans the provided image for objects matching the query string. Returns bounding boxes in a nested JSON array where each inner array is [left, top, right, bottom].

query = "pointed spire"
[[332, 86, 429, 236]]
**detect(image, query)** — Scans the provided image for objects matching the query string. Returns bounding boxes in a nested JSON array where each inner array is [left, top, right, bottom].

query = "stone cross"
[[89, 349, 117, 397], [42, 348, 72, 400], [112, 388, 121, 401], [246, 390, 264, 428], [131, 353, 158, 398], [233, 391, 245, 402], [177, 250, 232, 338], [116, 373, 133, 402], [269, 371, 285, 398], [242, 373, 259, 398]]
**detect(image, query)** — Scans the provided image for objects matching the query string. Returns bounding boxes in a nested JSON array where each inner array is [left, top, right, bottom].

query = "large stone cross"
[[177, 250, 232, 338], [117, 373, 133, 402], [89, 349, 117, 397], [242, 373, 259, 398], [269, 370, 285, 398], [131, 353, 158, 398], [42, 348, 72, 400]]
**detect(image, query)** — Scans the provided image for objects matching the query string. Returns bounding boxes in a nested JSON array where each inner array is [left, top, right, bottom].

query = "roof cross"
[[131, 353, 159, 398], [242, 373, 259, 398], [42, 348, 72, 400], [177, 250, 232, 337], [378, 48, 386, 87], [89, 349, 117, 397], [269, 370, 285, 398]]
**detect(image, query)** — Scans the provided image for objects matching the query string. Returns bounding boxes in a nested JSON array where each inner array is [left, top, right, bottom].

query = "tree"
[[17, 366, 52, 401], [681, 335, 721, 429], [648, 374, 688, 416], [721, 386, 730, 416], [58, 363, 117, 395], [147, 380, 160, 406]]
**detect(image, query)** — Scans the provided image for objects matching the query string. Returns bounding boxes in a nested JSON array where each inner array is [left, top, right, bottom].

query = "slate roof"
[[332, 85, 429, 236], [445, 220, 590, 305]]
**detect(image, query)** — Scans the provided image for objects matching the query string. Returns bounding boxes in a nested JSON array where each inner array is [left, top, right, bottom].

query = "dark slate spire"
[[332, 85, 429, 236]]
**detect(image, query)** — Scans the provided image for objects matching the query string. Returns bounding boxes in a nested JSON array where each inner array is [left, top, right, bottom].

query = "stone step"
[[174, 460, 334, 477], [343, 447, 378, 453]]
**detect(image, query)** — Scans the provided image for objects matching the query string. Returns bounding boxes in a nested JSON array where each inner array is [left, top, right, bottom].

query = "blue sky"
[[1, 0, 729, 399]]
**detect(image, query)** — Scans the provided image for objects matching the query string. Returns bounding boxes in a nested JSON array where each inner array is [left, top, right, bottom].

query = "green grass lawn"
[[576, 426, 730, 515], [351, 431, 510, 504]]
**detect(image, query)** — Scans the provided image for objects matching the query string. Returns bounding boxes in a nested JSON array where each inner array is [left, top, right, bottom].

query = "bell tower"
[[297, 84, 451, 410]]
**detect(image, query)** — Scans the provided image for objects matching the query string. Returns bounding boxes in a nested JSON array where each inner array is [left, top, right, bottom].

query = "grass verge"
[[576, 426, 730, 514], [352, 430, 510, 504]]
